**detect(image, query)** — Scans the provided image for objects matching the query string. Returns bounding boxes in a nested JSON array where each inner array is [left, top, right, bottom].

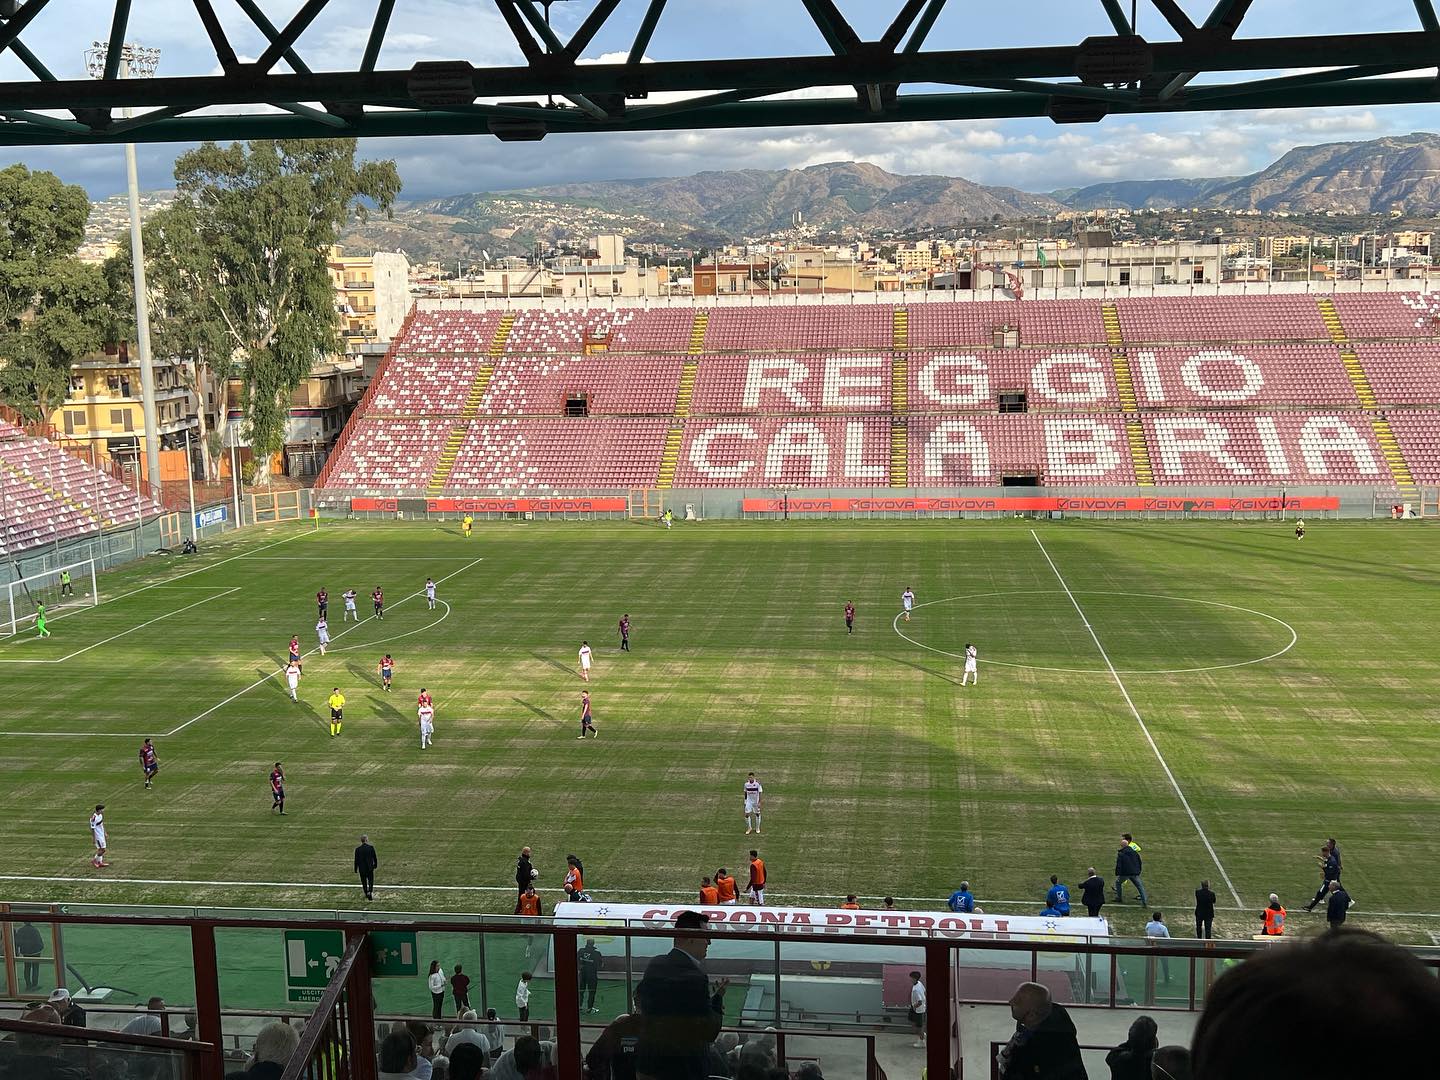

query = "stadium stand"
[[0, 419, 160, 553], [317, 294, 1440, 494]]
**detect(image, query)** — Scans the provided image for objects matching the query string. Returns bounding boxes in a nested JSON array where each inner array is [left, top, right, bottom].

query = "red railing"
[[313, 303, 418, 490], [0, 1015, 215, 1080], [281, 931, 371, 1080]]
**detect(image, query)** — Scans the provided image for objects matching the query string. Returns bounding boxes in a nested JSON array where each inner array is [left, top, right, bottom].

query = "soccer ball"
[[531, 868, 539, 879]]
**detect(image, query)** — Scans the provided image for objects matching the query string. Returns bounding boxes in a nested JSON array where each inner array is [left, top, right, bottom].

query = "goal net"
[[4, 559, 99, 636]]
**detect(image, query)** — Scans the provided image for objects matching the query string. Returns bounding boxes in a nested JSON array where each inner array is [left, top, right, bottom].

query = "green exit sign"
[[283, 929, 345, 1003], [370, 931, 419, 978]]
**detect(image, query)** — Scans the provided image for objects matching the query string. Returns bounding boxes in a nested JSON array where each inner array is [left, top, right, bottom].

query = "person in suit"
[[14, 921, 43, 991], [354, 835, 378, 900], [1194, 880, 1217, 939], [634, 910, 728, 1080]]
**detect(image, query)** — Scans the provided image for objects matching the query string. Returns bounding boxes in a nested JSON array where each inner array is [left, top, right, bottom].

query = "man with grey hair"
[[997, 981, 1086, 1079], [226, 1021, 299, 1079], [444, 1010, 491, 1058]]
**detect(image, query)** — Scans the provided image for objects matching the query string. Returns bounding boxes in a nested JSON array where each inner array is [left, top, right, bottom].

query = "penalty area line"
[[1030, 529, 1245, 910]]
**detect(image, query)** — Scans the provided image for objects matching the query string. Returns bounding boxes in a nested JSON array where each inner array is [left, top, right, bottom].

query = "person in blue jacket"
[[1045, 875, 1071, 916]]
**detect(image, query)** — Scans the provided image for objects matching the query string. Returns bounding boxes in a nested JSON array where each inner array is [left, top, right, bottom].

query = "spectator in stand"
[[738, 1029, 777, 1071], [1325, 880, 1352, 929], [405, 1021, 436, 1080], [996, 982, 1086, 1080], [428, 961, 447, 1020], [515, 972, 533, 1022], [14, 921, 43, 992], [431, 1055, 450, 1080], [586, 1013, 643, 1080], [947, 881, 979, 913], [484, 1009, 505, 1059], [490, 1034, 544, 1080], [46, 989, 84, 1028], [1193, 881, 1216, 940], [447, 1043, 487, 1080], [1145, 913, 1172, 983], [1191, 930, 1440, 1078], [796, 1064, 824, 1080], [1151, 1046, 1190, 1080], [1259, 894, 1286, 936], [2, 1003, 86, 1080], [1105, 1015, 1158, 1080], [451, 964, 471, 1014], [226, 1021, 299, 1080], [444, 1011, 490, 1059], [377, 1030, 422, 1080], [634, 910, 728, 1080], [1115, 836, 1147, 905], [1045, 876, 1071, 916], [1079, 868, 1105, 919], [123, 996, 168, 1035]]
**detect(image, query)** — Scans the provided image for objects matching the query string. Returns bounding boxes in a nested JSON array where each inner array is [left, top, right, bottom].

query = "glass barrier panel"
[[776, 937, 919, 1032], [483, 927, 555, 1032], [52, 920, 196, 1032], [953, 945, 1033, 1005]]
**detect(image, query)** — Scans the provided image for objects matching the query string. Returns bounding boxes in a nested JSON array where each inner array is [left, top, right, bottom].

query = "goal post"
[[4, 558, 99, 636]]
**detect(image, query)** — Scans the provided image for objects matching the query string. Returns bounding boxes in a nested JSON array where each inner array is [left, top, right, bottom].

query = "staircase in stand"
[[890, 351, 909, 487], [892, 306, 909, 351], [1316, 296, 1347, 344], [489, 311, 516, 357], [427, 329, 506, 496], [688, 310, 709, 355], [1372, 417, 1420, 501], [1102, 303, 1154, 486], [657, 358, 701, 489]]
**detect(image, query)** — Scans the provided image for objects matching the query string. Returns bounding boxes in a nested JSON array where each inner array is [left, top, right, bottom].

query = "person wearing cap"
[[47, 987, 86, 1028], [10, 1003, 86, 1080]]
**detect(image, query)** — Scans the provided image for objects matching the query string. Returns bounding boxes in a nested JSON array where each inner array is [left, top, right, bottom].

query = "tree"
[[142, 140, 400, 480], [0, 164, 109, 419]]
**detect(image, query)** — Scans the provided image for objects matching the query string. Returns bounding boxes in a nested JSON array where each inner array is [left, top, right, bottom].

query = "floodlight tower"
[[85, 42, 162, 495]]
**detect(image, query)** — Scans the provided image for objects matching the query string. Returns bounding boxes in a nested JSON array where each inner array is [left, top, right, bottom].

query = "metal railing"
[[0, 1015, 214, 1080]]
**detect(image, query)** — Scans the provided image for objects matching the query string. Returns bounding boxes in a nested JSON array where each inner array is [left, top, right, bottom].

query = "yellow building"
[[326, 248, 411, 350]]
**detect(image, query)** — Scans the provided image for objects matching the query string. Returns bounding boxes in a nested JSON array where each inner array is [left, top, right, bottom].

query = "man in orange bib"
[[747, 850, 767, 905]]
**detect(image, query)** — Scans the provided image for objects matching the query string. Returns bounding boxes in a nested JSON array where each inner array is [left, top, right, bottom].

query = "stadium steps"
[[688, 311, 709, 355], [656, 425, 684, 489], [1316, 297, 1347, 344], [1339, 350, 1378, 408], [1372, 418, 1420, 499], [1101, 302, 1124, 348], [1110, 350, 1139, 412], [489, 311, 517, 357], [890, 352, 909, 486], [462, 363, 496, 413], [892, 307, 909, 350], [0, 460, 110, 529], [426, 427, 468, 495], [656, 359, 700, 490], [1125, 421, 1155, 486]]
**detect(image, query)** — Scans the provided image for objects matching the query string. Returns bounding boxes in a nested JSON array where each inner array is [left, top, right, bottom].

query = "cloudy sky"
[[2, 0, 1435, 200]]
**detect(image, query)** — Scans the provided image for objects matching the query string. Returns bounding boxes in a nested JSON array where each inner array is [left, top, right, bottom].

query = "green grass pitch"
[[2, 518, 1438, 949]]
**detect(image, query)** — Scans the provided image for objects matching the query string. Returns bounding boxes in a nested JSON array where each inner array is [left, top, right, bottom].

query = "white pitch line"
[[1031, 529, 1245, 910], [329, 600, 450, 654], [162, 557, 483, 738], [0, 588, 241, 667]]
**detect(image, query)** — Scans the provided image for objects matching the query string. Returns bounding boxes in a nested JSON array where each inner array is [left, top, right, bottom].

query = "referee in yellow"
[[328, 687, 346, 737]]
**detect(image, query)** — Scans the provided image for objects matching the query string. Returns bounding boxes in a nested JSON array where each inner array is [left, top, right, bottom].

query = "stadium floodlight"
[[5, 559, 100, 636], [84, 42, 162, 498]]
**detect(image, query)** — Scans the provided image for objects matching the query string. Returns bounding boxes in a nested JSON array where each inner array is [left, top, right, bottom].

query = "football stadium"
[[4, 5, 1440, 1080]]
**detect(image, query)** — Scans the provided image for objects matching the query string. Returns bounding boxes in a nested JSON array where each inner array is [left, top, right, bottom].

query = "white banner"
[[552, 902, 1108, 940]]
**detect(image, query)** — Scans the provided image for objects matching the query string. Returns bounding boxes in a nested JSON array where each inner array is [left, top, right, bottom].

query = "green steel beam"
[[881, 0, 930, 51], [1149, 0, 1196, 37], [493, 0, 545, 64], [0, 0, 53, 57], [562, 0, 622, 62], [1416, 0, 1440, 33], [902, 0, 949, 53], [627, 0, 667, 65], [253, 0, 333, 75], [4, 74, 1440, 146], [102, 0, 132, 81], [10, 40, 55, 82], [361, 0, 397, 73], [1099, 0, 1133, 36], [1203, 0, 1255, 34], [799, 0, 862, 55], [191, 0, 240, 74], [236, 0, 313, 75]]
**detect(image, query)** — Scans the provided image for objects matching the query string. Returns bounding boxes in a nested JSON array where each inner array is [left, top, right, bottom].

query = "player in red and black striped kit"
[[270, 763, 286, 815], [371, 586, 384, 620], [139, 739, 159, 789], [316, 588, 328, 619]]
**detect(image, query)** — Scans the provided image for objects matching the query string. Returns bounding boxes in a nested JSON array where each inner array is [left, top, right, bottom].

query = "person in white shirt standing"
[[901, 587, 916, 623], [515, 972, 532, 1022], [962, 642, 978, 686], [743, 773, 763, 835], [419, 700, 435, 749], [427, 961, 447, 1020], [315, 617, 330, 656], [425, 577, 437, 611], [89, 804, 109, 868], [285, 661, 302, 701], [908, 970, 927, 1048], [578, 641, 593, 682], [342, 588, 359, 622], [1145, 911, 1172, 983]]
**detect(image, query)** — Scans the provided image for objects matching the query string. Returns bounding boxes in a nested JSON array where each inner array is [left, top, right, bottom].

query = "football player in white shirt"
[[901, 587, 915, 622], [425, 577, 437, 611], [418, 701, 435, 749], [342, 589, 359, 622], [285, 661, 302, 701], [578, 641, 593, 682], [962, 643, 978, 685], [743, 773, 763, 835], [90, 804, 109, 868], [315, 617, 330, 656]]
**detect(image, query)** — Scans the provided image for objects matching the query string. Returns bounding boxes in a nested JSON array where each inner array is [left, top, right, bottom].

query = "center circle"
[[892, 590, 1297, 675]]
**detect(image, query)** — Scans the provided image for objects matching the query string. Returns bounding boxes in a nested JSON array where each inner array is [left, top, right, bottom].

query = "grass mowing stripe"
[[1030, 528, 1245, 908], [166, 557, 483, 737]]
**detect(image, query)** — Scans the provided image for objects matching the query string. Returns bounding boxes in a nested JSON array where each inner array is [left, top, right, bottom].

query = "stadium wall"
[[317, 485, 1434, 522]]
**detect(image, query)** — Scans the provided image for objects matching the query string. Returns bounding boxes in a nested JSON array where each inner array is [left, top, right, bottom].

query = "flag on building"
[[1037, 245, 1048, 267]]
